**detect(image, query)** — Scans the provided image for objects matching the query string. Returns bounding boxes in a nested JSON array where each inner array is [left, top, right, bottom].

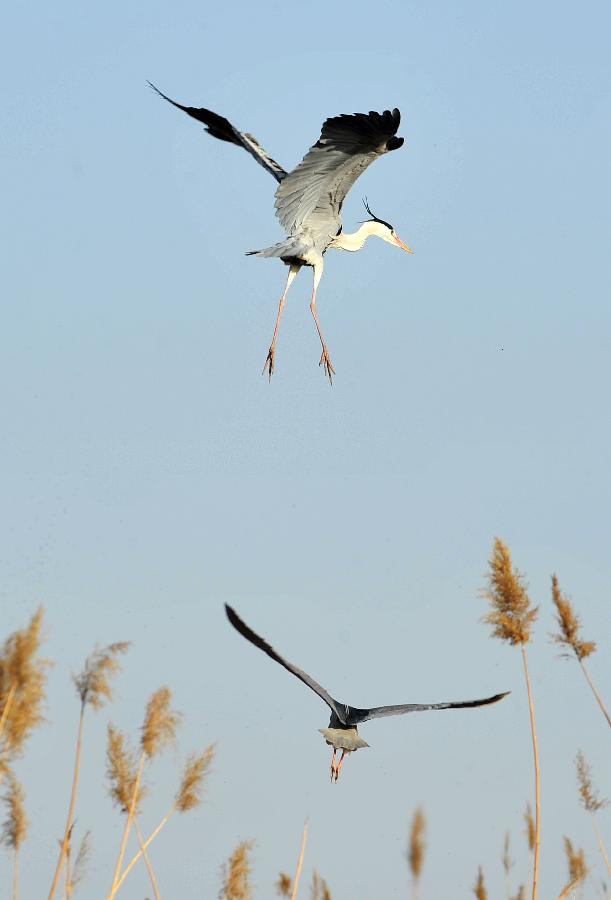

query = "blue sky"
[[2, 0, 610, 896]]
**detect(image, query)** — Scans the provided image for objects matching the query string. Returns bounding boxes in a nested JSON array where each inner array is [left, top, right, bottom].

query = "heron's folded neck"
[[331, 221, 383, 252]]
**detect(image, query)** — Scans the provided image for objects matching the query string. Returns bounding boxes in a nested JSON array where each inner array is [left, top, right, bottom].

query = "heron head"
[[363, 198, 414, 253]]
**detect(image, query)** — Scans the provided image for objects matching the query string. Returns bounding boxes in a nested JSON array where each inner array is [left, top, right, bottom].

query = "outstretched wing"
[[148, 83, 287, 183], [349, 691, 510, 725], [225, 605, 345, 722], [274, 109, 404, 239]]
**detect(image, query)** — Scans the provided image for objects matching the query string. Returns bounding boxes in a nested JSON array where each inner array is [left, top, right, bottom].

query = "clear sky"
[[2, 0, 610, 896]]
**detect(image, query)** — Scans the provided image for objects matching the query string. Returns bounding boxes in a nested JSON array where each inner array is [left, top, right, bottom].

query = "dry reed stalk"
[[575, 751, 610, 876], [290, 821, 309, 900], [551, 576, 610, 728], [135, 818, 161, 900], [111, 745, 214, 895], [407, 807, 426, 900], [482, 538, 540, 900], [473, 866, 488, 900], [47, 642, 129, 900], [1, 768, 28, 900], [221, 840, 254, 900]]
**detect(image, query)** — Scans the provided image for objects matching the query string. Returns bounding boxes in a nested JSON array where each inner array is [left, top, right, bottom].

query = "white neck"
[[330, 220, 390, 252]]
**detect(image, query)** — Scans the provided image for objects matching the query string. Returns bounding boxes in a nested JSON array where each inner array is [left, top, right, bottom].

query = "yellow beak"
[[394, 234, 414, 254]]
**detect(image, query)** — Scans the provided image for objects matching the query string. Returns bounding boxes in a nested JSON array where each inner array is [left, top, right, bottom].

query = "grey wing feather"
[[148, 82, 287, 183], [354, 691, 510, 724], [225, 605, 345, 722], [275, 109, 403, 238]]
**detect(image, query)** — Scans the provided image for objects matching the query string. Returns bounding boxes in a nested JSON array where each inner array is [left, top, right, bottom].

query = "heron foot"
[[319, 347, 335, 384], [262, 346, 276, 381]]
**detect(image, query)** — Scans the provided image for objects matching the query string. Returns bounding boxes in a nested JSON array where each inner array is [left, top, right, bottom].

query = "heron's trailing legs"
[[330, 749, 349, 783], [262, 264, 300, 380], [310, 262, 335, 384]]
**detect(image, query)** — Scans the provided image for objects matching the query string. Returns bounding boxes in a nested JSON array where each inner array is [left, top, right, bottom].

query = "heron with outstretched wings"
[[225, 605, 509, 782], [150, 83, 413, 382]]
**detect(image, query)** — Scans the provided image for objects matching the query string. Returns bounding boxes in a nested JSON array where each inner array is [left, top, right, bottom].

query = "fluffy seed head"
[[408, 807, 426, 880], [524, 804, 535, 852], [106, 724, 145, 813], [276, 873, 291, 896], [473, 866, 488, 900], [1, 769, 27, 850], [482, 539, 538, 645], [311, 871, 332, 900], [0, 607, 50, 756], [550, 576, 596, 660], [563, 836, 587, 889], [221, 840, 254, 900], [141, 687, 181, 758], [73, 642, 131, 709], [576, 750, 608, 813], [502, 832, 513, 876], [176, 745, 215, 813]]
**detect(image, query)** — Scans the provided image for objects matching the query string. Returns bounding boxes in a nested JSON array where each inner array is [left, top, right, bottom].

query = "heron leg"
[[309, 262, 335, 384], [330, 748, 337, 782], [263, 264, 300, 381], [335, 749, 349, 781]]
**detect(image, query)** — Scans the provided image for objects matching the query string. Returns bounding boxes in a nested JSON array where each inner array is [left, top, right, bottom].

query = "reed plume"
[[310, 870, 332, 900], [473, 866, 488, 900], [108, 686, 180, 898], [502, 832, 514, 899], [110, 744, 215, 896], [66, 830, 91, 898], [524, 804, 535, 854], [276, 873, 292, 896], [482, 538, 540, 900], [48, 641, 129, 900], [512, 886, 526, 900], [575, 750, 610, 876], [1, 768, 27, 899], [557, 837, 587, 899], [221, 839, 254, 900], [551, 576, 610, 727], [0, 608, 49, 763], [407, 807, 426, 900]]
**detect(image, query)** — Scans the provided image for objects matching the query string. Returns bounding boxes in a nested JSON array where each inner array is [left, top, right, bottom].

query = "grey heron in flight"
[[149, 83, 414, 383], [225, 605, 509, 782]]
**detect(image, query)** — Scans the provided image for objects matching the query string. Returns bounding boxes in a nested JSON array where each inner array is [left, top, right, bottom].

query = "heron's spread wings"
[[275, 109, 403, 239], [225, 605, 345, 722], [350, 691, 510, 725], [148, 83, 287, 183]]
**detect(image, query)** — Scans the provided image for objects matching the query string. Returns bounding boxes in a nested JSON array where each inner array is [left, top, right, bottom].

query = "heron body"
[[225, 604, 509, 782], [149, 83, 414, 382]]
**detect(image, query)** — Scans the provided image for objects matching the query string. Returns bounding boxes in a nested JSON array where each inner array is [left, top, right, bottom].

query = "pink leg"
[[309, 262, 335, 384], [330, 748, 337, 782], [263, 264, 300, 380], [335, 750, 349, 781]]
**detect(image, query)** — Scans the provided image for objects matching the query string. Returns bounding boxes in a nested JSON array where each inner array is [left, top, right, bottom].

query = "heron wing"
[[350, 691, 510, 724], [274, 109, 403, 238], [225, 605, 345, 722], [149, 83, 287, 183]]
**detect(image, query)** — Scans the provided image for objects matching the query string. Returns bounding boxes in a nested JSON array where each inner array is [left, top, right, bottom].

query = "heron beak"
[[394, 235, 414, 254]]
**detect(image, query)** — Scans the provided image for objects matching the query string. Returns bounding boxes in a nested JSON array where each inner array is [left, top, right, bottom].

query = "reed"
[[575, 750, 610, 876], [473, 866, 488, 900], [1, 768, 27, 899], [551, 575, 610, 728], [482, 538, 540, 900], [557, 837, 587, 899], [221, 839, 254, 900], [47, 641, 129, 900], [407, 807, 426, 900]]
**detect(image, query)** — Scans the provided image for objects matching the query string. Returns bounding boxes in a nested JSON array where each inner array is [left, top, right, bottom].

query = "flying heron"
[[225, 605, 509, 782], [149, 83, 414, 382]]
